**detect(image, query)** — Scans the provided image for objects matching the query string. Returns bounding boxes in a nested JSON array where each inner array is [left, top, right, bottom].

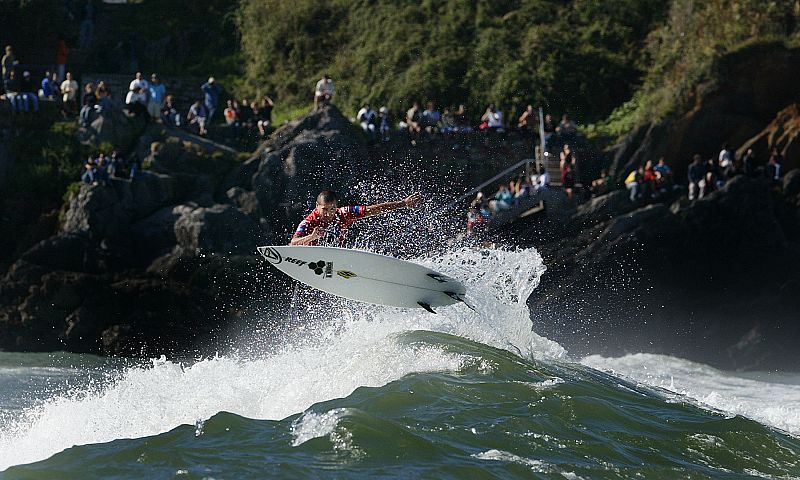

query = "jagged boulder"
[[225, 105, 368, 238], [76, 105, 146, 149], [173, 203, 262, 255]]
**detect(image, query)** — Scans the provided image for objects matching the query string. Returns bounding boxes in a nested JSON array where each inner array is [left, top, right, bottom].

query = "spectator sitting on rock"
[[455, 104, 472, 132], [379, 106, 391, 142], [642, 159, 658, 197], [2, 45, 18, 81], [81, 157, 96, 184], [490, 185, 514, 212], [481, 104, 503, 130], [239, 98, 254, 131], [625, 166, 643, 201], [422, 101, 441, 133], [108, 151, 122, 178], [95, 153, 109, 185], [41, 71, 57, 99], [95, 81, 112, 111], [767, 147, 783, 180], [357, 103, 377, 141], [591, 169, 613, 196], [187, 99, 208, 136], [534, 165, 550, 190], [125, 86, 148, 119], [148, 73, 166, 123], [405, 102, 422, 145], [201, 76, 221, 122], [79, 82, 96, 126], [257, 95, 274, 137], [440, 107, 456, 134], [718, 144, 733, 169], [706, 157, 722, 191], [60, 72, 79, 114], [687, 154, 707, 200], [19, 71, 39, 113], [653, 158, 673, 192], [4, 69, 21, 113], [556, 113, 577, 145], [161, 95, 180, 126], [224, 99, 240, 139], [742, 148, 758, 177], [314, 74, 334, 109]]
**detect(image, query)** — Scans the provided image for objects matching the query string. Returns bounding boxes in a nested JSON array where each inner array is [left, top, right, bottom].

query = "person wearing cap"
[[201, 76, 221, 122], [314, 74, 334, 109], [19, 71, 39, 113], [147, 74, 166, 122]]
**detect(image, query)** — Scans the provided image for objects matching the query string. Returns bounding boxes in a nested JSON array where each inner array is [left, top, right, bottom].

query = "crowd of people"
[[1, 44, 82, 116], [80, 150, 141, 185]]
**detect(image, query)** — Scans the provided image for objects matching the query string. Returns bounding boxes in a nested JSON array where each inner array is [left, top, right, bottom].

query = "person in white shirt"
[[481, 104, 503, 130], [129, 71, 149, 93], [314, 74, 334, 109], [356, 103, 377, 141], [59, 71, 78, 113]]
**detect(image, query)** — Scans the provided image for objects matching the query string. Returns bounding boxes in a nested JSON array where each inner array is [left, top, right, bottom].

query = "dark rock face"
[[0, 105, 362, 359], [610, 43, 800, 183], [528, 175, 800, 370], [226, 105, 369, 239], [76, 104, 146, 149]]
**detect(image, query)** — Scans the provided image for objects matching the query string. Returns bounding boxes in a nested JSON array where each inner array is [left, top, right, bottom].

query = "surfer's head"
[[315, 190, 338, 220]]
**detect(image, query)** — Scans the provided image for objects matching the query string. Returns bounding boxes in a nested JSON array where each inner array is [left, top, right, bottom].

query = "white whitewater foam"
[[581, 353, 800, 436], [0, 246, 559, 470]]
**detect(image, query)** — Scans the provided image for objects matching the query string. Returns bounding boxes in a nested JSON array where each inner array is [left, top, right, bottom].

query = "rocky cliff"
[[610, 42, 800, 183]]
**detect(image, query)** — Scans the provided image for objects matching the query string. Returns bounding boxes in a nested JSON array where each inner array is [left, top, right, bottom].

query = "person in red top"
[[291, 190, 423, 246]]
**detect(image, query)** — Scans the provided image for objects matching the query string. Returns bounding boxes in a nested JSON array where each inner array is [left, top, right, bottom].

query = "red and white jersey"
[[293, 205, 366, 245]]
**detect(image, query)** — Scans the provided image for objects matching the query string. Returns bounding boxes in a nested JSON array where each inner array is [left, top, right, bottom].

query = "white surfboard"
[[257, 245, 467, 312]]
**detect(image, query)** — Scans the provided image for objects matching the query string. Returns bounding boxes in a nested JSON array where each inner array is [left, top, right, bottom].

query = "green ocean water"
[[1, 332, 799, 479], [1, 248, 798, 478]]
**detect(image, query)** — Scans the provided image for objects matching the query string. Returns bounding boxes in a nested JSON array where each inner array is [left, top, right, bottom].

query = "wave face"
[[1, 247, 799, 478]]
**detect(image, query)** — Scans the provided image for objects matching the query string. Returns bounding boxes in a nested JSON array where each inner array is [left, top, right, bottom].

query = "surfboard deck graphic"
[[257, 245, 467, 311]]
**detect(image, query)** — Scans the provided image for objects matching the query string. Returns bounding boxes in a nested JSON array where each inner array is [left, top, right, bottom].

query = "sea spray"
[[0, 246, 552, 470]]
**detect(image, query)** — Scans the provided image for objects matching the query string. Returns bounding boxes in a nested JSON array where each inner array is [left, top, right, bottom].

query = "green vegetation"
[[7, 122, 90, 212], [587, 0, 799, 140], [237, 0, 668, 123]]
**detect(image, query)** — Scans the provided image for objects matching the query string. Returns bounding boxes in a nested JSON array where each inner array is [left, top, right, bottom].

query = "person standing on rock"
[[202, 76, 221, 122], [291, 190, 423, 246], [687, 154, 707, 200], [314, 74, 334, 109]]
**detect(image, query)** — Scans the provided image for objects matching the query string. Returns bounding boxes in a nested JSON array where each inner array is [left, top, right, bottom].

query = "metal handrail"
[[438, 157, 536, 213]]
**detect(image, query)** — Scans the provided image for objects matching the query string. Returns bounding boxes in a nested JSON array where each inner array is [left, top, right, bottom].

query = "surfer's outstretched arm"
[[364, 192, 423, 217]]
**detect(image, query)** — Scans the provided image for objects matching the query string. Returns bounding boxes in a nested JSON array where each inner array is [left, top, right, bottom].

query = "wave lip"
[[3, 332, 800, 478]]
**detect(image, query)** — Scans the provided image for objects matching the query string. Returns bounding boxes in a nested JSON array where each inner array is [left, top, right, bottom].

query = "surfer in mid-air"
[[290, 190, 423, 246]]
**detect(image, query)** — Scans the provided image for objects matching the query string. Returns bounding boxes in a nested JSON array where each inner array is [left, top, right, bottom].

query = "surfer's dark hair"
[[317, 190, 338, 204]]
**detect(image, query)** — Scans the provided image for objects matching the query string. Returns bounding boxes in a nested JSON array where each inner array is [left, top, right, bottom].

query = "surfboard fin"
[[427, 273, 450, 283], [418, 302, 437, 314], [444, 291, 475, 311]]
